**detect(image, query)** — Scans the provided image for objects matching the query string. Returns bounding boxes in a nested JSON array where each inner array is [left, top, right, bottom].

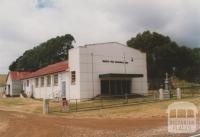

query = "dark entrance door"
[[31, 85, 34, 96], [101, 79, 131, 95], [7, 85, 10, 95]]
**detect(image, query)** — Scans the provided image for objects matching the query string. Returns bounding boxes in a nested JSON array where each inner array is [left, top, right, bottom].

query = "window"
[[47, 75, 51, 86], [27, 80, 29, 87], [35, 78, 39, 88], [41, 77, 44, 87], [23, 81, 26, 89], [53, 74, 58, 86], [131, 57, 134, 62], [71, 71, 76, 84]]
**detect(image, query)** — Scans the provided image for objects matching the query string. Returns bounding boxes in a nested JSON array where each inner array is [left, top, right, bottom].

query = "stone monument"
[[163, 73, 170, 99]]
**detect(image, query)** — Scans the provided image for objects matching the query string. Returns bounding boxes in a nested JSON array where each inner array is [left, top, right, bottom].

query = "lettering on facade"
[[102, 60, 128, 64]]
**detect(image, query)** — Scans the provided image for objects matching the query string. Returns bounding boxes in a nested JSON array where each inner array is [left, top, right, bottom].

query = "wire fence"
[[47, 84, 200, 113]]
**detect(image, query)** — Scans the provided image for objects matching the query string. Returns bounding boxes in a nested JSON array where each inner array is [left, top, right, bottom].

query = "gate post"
[[43, 98, 49, 114], [177, 88, 181, 99], [61, 98, 69, 112], [159, 88, 163, 100], [125, 93, 128, 104]]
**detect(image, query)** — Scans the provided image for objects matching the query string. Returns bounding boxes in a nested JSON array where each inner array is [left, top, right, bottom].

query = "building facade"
[[69, 42, 148, 99], [8, 42, 148, 99]]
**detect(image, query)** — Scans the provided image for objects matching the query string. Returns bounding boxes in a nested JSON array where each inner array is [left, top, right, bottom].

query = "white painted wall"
[[69, 42, 148, 99], [22, 71, 69, 99], [5, 74, 12, 95], [68, 48, 81, 100]]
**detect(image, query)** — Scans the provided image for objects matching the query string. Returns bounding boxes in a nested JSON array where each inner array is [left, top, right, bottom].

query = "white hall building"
[[21, 42, 148, 99]]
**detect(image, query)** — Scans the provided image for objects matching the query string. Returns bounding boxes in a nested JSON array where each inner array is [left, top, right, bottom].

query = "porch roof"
[[99, 73, 143, 79]]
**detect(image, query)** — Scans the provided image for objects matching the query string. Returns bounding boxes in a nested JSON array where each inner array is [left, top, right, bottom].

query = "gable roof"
[[8, 71, 32, 81], [21, 60, 68, 79], [83, 42, 145, 54]]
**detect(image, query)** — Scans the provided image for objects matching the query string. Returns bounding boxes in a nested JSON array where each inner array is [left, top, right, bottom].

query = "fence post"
[[153, 91, 156, 100], [176, 88, 181, 99], [100, 97, 103, 109], [192, 89, 194, 97], [159, 88, 163, 100], [125, 93, 128, 104], [75, 99, 78, 112], [61, 98, 68, 112], [43, 98, 49, 114], [68, 99, 70, 112]]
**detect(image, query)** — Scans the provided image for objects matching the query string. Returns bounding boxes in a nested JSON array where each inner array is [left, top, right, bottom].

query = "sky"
[[0, 0, 200, 74]]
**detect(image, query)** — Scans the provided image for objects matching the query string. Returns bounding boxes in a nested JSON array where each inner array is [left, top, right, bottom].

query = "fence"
[[47, 85, 200, 113], [48, 93, 157, 113], [68, 94, 158, 112]]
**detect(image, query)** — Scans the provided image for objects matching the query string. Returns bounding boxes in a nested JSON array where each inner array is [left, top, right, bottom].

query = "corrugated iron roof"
[[22, 60, 68, 79], [9, 71, 32, 80]]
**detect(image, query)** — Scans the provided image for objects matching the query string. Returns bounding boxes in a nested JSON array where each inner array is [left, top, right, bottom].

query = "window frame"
[[40, 77, 44, 87], [35, 78, 39, 88], [71, 71, 76, 85], [23, 81, 26, 89], [26, 80, 29, 87], [53, 74, 58, 86], [47, 75, 51, 87]]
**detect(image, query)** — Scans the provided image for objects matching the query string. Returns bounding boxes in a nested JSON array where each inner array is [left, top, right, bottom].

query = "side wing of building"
[[22, 71, 69, 99]]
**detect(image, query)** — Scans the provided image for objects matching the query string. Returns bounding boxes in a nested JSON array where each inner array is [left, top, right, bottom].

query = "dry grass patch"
[[0, 74, 6, 85], [0, 98, 42, 113], [1, 97, 200, 119]]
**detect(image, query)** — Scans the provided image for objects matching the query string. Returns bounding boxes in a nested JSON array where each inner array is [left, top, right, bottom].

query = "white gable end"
[[69, 42, 148, 99]]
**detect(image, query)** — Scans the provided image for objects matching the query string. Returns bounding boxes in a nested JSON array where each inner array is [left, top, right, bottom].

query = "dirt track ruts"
[[0, 110, 189, 137]]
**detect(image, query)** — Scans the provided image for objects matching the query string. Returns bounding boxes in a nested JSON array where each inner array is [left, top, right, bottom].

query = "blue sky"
[[0, 0, 200, 74], [36, 0, 55, 9]]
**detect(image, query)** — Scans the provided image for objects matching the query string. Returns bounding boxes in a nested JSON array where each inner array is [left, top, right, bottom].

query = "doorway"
[[31, 85, 34, 96], [7, 85, 10, 95], [61, 81, 66, 98], [101, 79, 131, 95]]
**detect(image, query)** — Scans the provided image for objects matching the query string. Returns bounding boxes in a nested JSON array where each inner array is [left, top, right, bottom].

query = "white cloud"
[[0, 0, 200, 73]]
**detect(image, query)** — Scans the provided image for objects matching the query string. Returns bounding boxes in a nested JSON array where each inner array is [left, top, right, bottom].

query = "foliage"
[[9, 34, 75, 71], [127, 31, 200, 87]]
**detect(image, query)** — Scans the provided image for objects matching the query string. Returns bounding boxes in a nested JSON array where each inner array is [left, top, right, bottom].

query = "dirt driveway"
[[0, 110, 189, 137]]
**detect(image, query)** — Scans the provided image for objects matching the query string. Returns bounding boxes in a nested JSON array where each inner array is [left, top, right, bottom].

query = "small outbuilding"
[[5, 71, 31, 96]]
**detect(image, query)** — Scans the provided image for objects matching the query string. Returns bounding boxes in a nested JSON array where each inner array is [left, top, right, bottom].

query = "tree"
[[9, 34, 75, 71], [127, 31, 200, 88]]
